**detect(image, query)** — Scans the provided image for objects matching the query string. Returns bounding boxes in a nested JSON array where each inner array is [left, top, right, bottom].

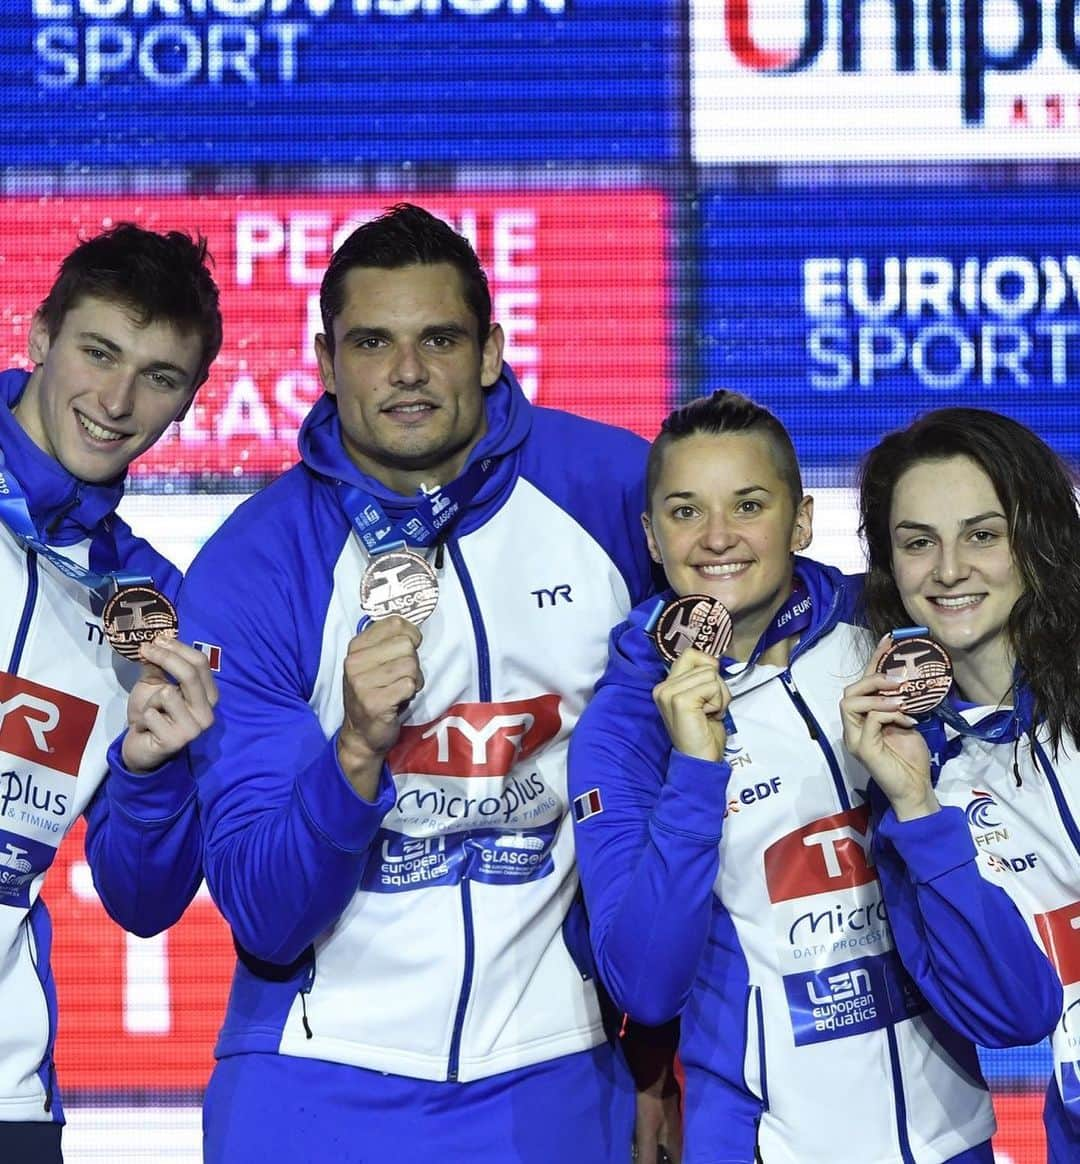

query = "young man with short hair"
[[182, 203, 670, 1161], [0, 223, 221, 1159]]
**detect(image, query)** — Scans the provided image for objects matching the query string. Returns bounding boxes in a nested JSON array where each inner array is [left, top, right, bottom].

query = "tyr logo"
[[532, 585, 573, 608], [0, 673, 97, 778], [424, 714, 535, 765], [763, 805, 878, 904], [0, 695, 59, 752], [388, 696, 563, 778], [802, 823, 874, 878], [1035, 902, 1080, 987]]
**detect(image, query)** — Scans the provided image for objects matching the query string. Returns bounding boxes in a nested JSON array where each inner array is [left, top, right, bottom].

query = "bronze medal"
[[360, 549, 439, 626], [653, 594, 733, 665], [877, 634, 953, 715], [102, 585, 179, 661]]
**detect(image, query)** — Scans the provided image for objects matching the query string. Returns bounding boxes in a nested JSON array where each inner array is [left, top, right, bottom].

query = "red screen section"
[[50, 819, 233, 1090], [0, 194, 672, 482]]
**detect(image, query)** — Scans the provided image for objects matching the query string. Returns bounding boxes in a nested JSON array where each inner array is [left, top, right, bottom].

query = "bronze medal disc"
[[103, 586, 179, 661], [877, 635, 953, 715], [653, 594, 734, 665], [360, 549, 439, 626]]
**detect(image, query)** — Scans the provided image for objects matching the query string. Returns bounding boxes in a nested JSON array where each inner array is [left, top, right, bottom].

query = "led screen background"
[[1, 0, 1076, 1158]]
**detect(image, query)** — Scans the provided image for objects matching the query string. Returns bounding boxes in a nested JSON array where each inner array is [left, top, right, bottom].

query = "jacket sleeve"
[[873, 801, 1063, 1047], [568, 686, 730, 1026], [179, 550, 397, 967], [82, 735, 203, 938]]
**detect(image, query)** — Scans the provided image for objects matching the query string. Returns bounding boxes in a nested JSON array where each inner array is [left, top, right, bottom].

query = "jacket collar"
[[297, 366, 534, 532], [0, 368, 126, 546]]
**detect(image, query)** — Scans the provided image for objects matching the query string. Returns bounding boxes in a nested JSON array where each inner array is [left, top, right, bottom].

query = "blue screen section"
[[978, 1039, 1053, 1087], [5, 1, 678, 165], [699, 187, 1080, 471]]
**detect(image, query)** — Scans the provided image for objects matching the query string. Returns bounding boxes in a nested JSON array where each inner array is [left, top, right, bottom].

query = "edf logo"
[[724, 777, 782, 819], [988, 852, 1040, 873], [738, 777, 782, 806]]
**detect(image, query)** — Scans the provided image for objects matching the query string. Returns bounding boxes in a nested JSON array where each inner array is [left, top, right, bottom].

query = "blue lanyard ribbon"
[[339, 455, 497, 556], [722, 583, 813, 674], [919, 680, 1034, 780], [0, 459, 149, 599], [645, 585, 812, 741]]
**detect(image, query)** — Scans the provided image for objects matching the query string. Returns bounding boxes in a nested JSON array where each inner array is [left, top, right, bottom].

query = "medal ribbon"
[[919, 681, 1035, 781], [721, 583, 813, 674], [339, 455, 498, 556], [0, 459, 150, 599], [645, 584, 812, 743]]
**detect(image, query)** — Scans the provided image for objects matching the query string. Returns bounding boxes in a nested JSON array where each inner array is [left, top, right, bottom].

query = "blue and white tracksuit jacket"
[[902, 697, 1080, 1163], [0, 368, 203, 1124], [569, 558, 1060, 1164], [179, 369, 654, 1088]]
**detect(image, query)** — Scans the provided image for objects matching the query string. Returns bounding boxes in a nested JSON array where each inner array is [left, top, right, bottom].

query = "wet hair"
[[645, 390, 804, 511], [37, 223, 222, 388], [859, 407, 1080, 751], [319, 203, 491, 355]]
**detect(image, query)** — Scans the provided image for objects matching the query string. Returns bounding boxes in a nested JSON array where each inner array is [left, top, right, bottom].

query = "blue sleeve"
[[873, 800, 1062, 1047], [179, 524, 397, 966], [80, 519, 195, 935], [568, 687, 730, 1027], [83, 735, 203, 937]]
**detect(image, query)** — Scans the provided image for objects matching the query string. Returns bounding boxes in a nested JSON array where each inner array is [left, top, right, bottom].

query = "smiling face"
[[315, 262, 504, 496], [889, 454, 1024, 699], [643, 431, 812, 659], [14, 296, 203, 484]]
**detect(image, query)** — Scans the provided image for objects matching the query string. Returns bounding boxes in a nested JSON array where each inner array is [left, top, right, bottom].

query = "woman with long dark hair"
[[569, 392, 1058, 1163], [842, 407, 1079, 1162]]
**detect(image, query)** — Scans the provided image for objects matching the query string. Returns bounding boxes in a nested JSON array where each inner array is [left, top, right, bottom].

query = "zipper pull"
[[299, 963, 315, 1039]]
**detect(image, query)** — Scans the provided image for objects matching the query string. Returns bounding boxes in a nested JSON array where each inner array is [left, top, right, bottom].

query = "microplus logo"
[[718, 0, 1080, 123]]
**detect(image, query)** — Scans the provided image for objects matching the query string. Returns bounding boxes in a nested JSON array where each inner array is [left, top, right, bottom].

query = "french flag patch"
[[572, 787, 604, 822], [193, 641, 222, 671]]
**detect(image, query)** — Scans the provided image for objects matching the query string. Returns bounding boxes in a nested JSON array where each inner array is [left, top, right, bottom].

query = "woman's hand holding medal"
[[653, 649, 731, 765], [338, 615, 424, 801], [122, 637, 219, 774], [840, 631, 945, 822]]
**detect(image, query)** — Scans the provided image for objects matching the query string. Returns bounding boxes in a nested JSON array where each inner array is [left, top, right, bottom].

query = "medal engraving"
[[653, 594, 733, 664], [877, 635, 953, 715], [103, 586, 179, 661], [360, 549, 439, 626]]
